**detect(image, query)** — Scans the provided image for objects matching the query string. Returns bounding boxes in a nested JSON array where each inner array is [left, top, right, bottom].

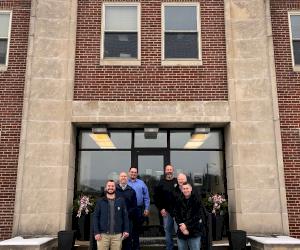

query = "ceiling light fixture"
[[184, 125, 210, 149], [90, 126, 116, 149]]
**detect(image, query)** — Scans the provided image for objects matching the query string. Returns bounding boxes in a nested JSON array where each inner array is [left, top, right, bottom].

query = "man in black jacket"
[[116, 172, 137, 250], [174, 182, 206, 250], [93, 180, 129, 250], [154, 164, 178, 250]]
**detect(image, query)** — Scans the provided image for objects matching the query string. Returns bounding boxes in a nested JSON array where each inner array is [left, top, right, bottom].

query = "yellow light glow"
[[89, 133, 116, 149], [184, 133, 209, 149]]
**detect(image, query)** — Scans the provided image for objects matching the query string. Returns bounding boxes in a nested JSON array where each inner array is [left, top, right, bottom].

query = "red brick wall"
[[270, 1, 300, 238], [74, 0, 227, 101], [0, 0, 31, 240]]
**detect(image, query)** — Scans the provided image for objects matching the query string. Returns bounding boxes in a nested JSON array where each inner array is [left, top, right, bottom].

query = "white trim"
[[161, 2, 202, 65], [100, 2, 141, 64], [288, 11, 300, 72], [0, 10, 12, 68]]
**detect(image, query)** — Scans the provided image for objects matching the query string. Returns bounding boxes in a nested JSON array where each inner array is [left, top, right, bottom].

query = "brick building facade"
[[0, 0, 31, 240], [0, 0, 299, 243], [270, 0, 300, 238]]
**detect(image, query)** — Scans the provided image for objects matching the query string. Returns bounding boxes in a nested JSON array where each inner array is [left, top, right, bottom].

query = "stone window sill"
[[293, 65, 300, 72], [161, 60, 202, 66], [100, 59, 141, 66], [0, 65, 8, 72]]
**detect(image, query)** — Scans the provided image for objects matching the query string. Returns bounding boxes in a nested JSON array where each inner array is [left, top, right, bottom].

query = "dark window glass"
[[293, 41, 300, 65], [134, 130, 167, 148], [104, 32, 137, 58], [77, 151, 131, 194], [165, 33, 198, 59], [171, 151, 225, 195], [0, 39, 7, 64]]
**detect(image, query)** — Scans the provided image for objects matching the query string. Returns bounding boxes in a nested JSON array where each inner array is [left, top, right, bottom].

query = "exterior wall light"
[[144, 125, 159, 139]]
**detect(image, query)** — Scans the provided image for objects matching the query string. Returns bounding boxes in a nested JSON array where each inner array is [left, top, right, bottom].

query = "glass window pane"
[[104, 32, 137, 58], [138, 155, 164, 181], [293, 41, 300, 65], [0, 39, 7, 64], [165, 6, 197, 31], [171, 151, 225, 196], [134, 130, 167, 148], [291, 15, 300, 39], [165, 33, 198, 59], [105, 6, 137, 31], [77, 151, 131, 194], [170, 130, 223, 149], [0, 13, 10, 37], [79, 131, 132, 149]]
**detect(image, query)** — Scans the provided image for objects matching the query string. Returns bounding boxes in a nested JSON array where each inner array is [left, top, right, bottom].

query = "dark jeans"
[[132, 207, 145, 250]]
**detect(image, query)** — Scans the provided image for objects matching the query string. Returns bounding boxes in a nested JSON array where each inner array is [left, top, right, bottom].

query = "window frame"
[[0, 10, 12, 71], [161, 2, 202, 66], [100, 2, 141, 66], [288, 12, 300, 72]]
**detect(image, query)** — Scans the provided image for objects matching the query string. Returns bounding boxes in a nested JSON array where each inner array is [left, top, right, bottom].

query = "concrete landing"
[[248, 235, 300, 250]]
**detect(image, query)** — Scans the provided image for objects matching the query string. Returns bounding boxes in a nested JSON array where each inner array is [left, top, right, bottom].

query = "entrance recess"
[[76, 128, 226, 237]]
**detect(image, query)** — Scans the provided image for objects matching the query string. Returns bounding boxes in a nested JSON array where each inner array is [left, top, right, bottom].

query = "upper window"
[[289, 13, 300, 70], [0, 11, 12, 67], [101, 3, 140, 65], [162, 3, 201, 66]]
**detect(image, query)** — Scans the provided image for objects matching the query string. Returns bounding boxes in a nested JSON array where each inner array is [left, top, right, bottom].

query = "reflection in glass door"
[[136, 151, 167, 236]]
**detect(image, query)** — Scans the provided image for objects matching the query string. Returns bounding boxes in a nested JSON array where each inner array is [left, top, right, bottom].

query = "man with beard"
[[154, 164, 178, 250], [127, 167, 150, 250], [93, 180, 129, 250], [116, 172, 137, 250]]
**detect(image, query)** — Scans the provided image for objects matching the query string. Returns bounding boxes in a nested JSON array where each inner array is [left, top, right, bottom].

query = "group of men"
[[93, 165, 206, 250]]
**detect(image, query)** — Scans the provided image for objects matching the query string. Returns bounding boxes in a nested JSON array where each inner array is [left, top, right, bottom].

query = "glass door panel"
[[136, 152, 166, 236]]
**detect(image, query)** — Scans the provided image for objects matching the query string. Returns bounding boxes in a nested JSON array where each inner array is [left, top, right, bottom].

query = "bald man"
[[116, 172, 137, 250]]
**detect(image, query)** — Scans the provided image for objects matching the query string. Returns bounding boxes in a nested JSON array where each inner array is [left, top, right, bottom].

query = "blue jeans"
[[163, 213, 177, 250], [177, 236, 201, 250]]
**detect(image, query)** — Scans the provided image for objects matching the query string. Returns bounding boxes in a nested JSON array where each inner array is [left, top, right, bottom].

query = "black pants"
[[132, 207, 145, 250], [122, 220, 133, 250]]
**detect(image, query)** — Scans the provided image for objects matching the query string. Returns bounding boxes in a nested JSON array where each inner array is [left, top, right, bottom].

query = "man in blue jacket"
[[116, 172, 137, 250], [94, 180, 129, 250]]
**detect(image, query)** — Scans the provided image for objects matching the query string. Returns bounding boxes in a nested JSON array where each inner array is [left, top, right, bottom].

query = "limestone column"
[[225, 0, 289, 234], [13, 0, 77, 235]]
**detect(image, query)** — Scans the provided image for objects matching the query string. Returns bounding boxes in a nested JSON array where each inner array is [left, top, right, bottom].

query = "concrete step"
[[74, 237, 237, 250]]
